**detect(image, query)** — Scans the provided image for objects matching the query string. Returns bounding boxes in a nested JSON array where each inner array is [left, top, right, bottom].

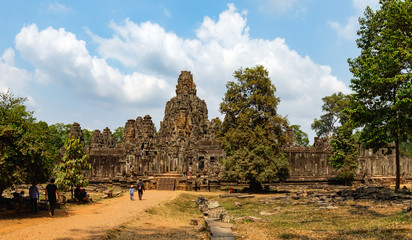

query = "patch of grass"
[[145, 193, 203, 223], [208, 193, 412, 240]]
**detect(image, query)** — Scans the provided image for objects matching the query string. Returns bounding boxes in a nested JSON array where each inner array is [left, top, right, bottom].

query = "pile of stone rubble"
[[195, 196, 235, 240]]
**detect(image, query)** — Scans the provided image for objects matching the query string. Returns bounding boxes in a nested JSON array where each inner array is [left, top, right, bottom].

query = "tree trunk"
[[71, 186, 74, 200], [395, 139, 400, 192]]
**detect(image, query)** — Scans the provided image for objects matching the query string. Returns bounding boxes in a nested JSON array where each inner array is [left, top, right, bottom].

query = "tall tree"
[[48, 123, 72, 150], [348, 0, 412, 191], [82, 128, 92, 145], [311, 92, 351, 137], [290, 125, 310, 147], [329, 122, 359, 182], [55, 137, 91, 199], [113, 126, 124, 143], [218, 65, 290, 192], [0, 90, 56, 196]]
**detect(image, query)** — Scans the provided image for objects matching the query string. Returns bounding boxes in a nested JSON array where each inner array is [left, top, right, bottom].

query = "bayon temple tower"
[[81, 71, 225, 183]]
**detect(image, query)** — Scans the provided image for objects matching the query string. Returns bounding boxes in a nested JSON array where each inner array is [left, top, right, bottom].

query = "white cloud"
[[15, 24, 172, 104], [329, 16, 358, 41], [48, 1, 70, 13], [257, 0, 303, 15], [0, 48, 32, 93], [353, 0, 380, 12], [12, 3, 349, 141], [91, 3, 349, 140], [163, 7, 172, 18], [330, 0, 380, 41]]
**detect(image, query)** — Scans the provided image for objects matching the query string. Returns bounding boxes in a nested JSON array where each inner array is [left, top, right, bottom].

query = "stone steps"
[[157, 178, 176, 190]]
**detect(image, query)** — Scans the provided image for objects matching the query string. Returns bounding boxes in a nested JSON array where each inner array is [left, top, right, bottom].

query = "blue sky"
[[0, 0, 380, 143]]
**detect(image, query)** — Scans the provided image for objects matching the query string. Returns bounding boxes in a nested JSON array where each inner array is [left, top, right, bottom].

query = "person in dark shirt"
[[80, 189, 88, 202], [45, 178, 60, 217], [136, 179, 145, 200], [74, 186, 82, 202]]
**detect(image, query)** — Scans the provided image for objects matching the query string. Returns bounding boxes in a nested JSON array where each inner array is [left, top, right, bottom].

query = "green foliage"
[[329, 123, 359, 180], [82, 128, 92, 145], [48, 123, 72, 150], [400, 141, 412, 158], [218, 65, 290, 191], [290, 125, 310, 147], [348, 0, 412, 190], [0, 90, 56, 196], [55, 137, 91, 199], [113, 126, 124, 143], [311, 92, 352, 137]]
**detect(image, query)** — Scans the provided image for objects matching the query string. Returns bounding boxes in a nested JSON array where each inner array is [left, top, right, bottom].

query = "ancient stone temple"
[[84, 71, 225, 184], [68, 71, 411, 188]]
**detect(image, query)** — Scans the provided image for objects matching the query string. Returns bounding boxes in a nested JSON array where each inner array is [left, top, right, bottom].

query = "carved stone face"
[[175, 111, 189, 130]]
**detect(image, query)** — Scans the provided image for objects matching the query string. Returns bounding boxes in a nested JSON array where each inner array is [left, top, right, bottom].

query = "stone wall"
[[284, 137, 412, 180]]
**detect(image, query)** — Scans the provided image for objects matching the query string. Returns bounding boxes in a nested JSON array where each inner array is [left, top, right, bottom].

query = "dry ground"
[[1, 184, 411, 240], [0, 190, 190, 240]]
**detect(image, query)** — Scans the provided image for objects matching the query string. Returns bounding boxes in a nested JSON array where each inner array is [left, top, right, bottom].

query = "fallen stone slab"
[[210, 237, 235, 240], [114, 191, 123, 196], [320, 206, 338, 210], [237, 195, 255, 199], [260, 211, 277, 216], [246, 216, 263, 222], [219, 193, 242, 198], [207, 221, 234, 229], [205, 217, 220, 226], [210, 226, 235, 238]]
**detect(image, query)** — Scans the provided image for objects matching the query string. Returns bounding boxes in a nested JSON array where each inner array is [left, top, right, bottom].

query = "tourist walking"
[[29, 182, 39, 214], [129, 185, 136, 200], [136, 180, 145, 200], [45, 178, 60, 217], [188, 166, 192, 178]]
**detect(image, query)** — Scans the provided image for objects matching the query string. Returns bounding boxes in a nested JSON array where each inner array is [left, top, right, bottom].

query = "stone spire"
[[176, 71, 197, 96], [159, 71, 209, 140], [68, 122, 84, 143]]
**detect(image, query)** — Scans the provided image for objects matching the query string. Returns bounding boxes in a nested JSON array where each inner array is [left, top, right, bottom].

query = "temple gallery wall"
[[67, 71, 412, 187]]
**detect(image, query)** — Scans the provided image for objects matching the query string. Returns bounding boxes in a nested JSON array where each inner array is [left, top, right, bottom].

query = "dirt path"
[[0, 190, 179, 240]]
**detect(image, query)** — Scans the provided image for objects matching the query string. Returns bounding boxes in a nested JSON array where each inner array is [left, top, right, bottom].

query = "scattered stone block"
[[208, 201, 220, 209], [195, 224, 206, 232], [207, 207, 227, 219], [246, 216, 263, 222], [233, 217, 244, 223], [222, 214, 233, 223], [190, 218, 198, 225], [234, 202, 242, 208]]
